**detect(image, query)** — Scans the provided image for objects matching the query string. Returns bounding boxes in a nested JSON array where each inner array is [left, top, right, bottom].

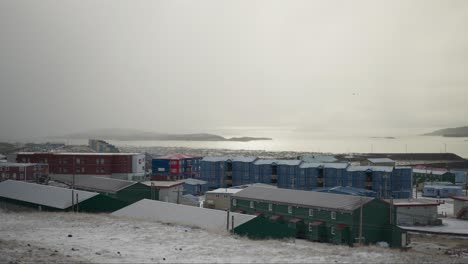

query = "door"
[[401, 233, 407, 247]]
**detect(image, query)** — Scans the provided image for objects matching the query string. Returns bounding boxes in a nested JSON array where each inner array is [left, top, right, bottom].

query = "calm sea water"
[[105, 132, 468, 158]]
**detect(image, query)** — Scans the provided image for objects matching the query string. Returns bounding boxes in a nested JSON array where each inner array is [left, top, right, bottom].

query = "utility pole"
[[72, 155, 75, 212], [172, 186, 183, 204], [359, 196, 363, 246], [465, 172, 467, 197]]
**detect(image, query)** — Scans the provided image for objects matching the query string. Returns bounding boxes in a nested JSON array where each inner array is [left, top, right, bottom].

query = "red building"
[[0, 162, 49, 183], [16, 152, 146, 181]]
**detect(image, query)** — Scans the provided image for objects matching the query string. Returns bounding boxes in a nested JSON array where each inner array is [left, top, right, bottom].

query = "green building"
[[231, 186, 407, 248], [51, 175, 157, 203], [0, 180, 128, 212]]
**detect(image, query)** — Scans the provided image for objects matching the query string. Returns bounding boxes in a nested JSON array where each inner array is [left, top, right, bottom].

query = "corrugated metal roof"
[[181, 178, 208, 185], [0, 180, 98, 209], [50, 175, 137, 194], [347, 166, 394, 172], [367, 158, 395, 163], [253, 159, 302, 166], [232, 186, 374, 212], [202, 156, 257, 162], [156, 154, 202, 160]]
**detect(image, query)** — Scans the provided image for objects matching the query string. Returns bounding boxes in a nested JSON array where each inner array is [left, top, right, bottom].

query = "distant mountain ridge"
[[62, 128, 272, 142], [424, 126, 468, 137]]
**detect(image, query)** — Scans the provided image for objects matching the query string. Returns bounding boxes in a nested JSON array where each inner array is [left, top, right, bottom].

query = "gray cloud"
[[1, 0, 467, 140]]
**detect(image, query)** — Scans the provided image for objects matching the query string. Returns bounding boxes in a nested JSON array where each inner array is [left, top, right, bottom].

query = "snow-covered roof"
[[229, 183, 277, 189], [181, 178, 208, 185], [299, 162, 349, 169], [112, 199, 256, 232], [452, 196, 468, 202], [202, 156, 257, 162], [233, 186, 374, 212], [155, 154, 202, 160], [413, 169, 449, 175], [253, 159, 302, 166], [367, 158, 395, 163], [347, 166, 394, 172], [301, 155, 338, 163], [0, 154, 6, 159], [0, 180, 98, 209], [50, 175, 137, 194], [207, 188, 244, 194], [0, 162, 42, 167], [17, 152, 142, 156], [388, 199, 441, 207], [141, 181, 184, 188], [424, 185, 462, 190]]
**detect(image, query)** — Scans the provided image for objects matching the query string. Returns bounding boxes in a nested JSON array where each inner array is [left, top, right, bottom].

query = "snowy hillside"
[[0, 210, 465, 263]]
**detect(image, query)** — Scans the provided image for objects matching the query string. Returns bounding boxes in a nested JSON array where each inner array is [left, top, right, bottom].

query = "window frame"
[[331, 211, 336, 220]]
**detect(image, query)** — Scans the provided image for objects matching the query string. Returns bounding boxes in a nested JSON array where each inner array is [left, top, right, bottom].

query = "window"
[[76, 168, 81, 173], [5, 167, 9, 171], [331, 211, 336, 220], [288, 205, 292, 214], [309, 209, 314, 217], [232, 199, 237, 206], [268, 204, 273, 212], [96, 168, 100, 173], [101, 168, 105, 173], [19, 166, 24, 171], [250, 201, 254, 209], [63, 168, 68, 173], [331, 227, 335, 235], [81, 167, 85, 173], [96, 159, 99, 164], [101, 158, 105, 164], [76, 158, 80, 164], [308, 223, 313, 232]]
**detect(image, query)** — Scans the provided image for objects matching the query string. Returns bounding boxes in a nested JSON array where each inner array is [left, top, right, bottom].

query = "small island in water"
[[424, 126, 468, 137], [62, 128, 272, 142]]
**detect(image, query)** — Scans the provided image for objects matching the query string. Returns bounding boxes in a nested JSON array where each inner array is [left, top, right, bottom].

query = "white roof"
[[0, 154, 6, 159], [367, 158, 395, 163], [413, 169, 449, 175], [0, 180, 98, 209], [206, 188, 244, 194], [301, 155, 338, 163], [253, 159, 302, 166], [182, 178, 208, 185], [17, 152, 142, 156], [347, 166, 394, 172], [390, 199, 441, 206], [299, 162, 349, 169], [202, 156, 257, 162], [141, 181, 184, 188], [0, 163, 41, 167], [50, 175, 137, 193]]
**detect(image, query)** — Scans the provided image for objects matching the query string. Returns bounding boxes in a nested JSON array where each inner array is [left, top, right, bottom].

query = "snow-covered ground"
[[1, 209, 466, 263]]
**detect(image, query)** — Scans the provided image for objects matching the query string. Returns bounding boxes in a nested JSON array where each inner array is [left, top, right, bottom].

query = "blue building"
[[181, 178, 208, 196], [423, 185, 463, 198], [200, 156, 413, 199]]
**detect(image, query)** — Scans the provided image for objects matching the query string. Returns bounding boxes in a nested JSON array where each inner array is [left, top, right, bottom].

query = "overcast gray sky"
[[1, 0, 467, 140]]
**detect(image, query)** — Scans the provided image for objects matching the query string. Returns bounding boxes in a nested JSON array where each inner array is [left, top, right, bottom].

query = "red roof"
[[452, 196, 468, 202], [156, 154, 202, 160], [254, 212, 263, 217], [336, 224, 348, 230]]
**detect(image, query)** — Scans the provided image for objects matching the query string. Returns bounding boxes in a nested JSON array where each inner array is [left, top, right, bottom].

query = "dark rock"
[[68, 234, 73, 237], [95, 252, 101, 255], [179, 248, 182, 251], [27, 244, 30, 247]]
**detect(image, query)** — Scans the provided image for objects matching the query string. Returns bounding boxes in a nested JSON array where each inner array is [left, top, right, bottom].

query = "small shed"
[[181, 178, 208, 196], [0, 180, 128, 212], [386, 199, 441, 226], [422, 185, 463, 198], [452, 196, 468, 219], [142, 181, 184, 203], [50, 175, 154, 204]]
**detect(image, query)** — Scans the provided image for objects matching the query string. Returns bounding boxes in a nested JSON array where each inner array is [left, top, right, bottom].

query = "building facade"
[[142, 181, 184, 204], [423, 185, 463, 198], [15, 152, 145, 181], [231, 186, 407, 247], [204, 188, 243, 210], [200, 156, 413, 199], [0, 162, 49, 183], [452, 196, 468, 219], [88, 139, 120, 153], [152, 154, 202, 180]]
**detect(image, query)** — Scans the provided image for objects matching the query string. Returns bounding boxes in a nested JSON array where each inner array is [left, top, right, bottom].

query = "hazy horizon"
[[1, 0, 468, 141]]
